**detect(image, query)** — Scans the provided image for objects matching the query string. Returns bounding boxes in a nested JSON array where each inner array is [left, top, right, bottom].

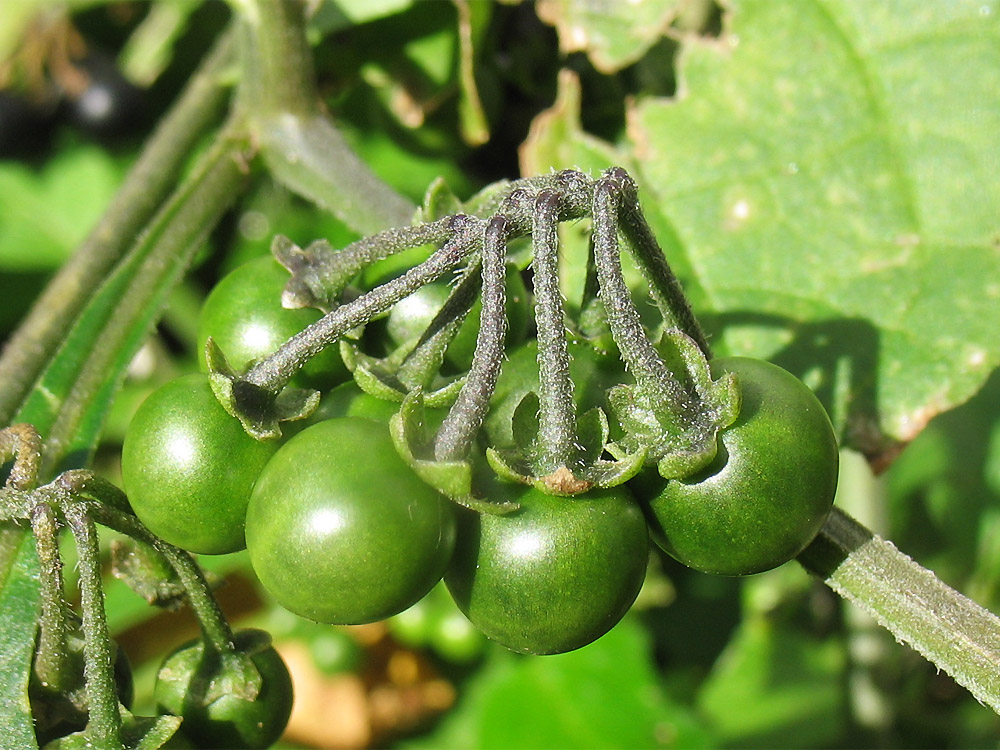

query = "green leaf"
[[697, 617, 846, 748], [0, 147, 123, 271], [0, 532, 41, 750], [625, 0, 1000, 457], [536, 0, 682, 73], [405, 615, 714, 749]]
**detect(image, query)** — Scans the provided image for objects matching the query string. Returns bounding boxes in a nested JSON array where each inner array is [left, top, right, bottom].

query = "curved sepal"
[[414, 176, 463, 224], [340, 340, 465, 407], [607, 329, 741, 480], [390, 390, 517, 514], [271, 234, 344, 312], [44, 710, 186, 750], [486, 396, 645, 495], [205, 337, 319, 441]]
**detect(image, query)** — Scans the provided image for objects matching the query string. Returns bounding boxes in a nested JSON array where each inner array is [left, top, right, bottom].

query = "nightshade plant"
[[1, 1, 998, 748]]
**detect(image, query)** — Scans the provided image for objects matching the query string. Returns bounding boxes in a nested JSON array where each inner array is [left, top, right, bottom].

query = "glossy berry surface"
[[197, 255, 347, 390], [154, 629, 293, 750], [121, 374, 277, 554], [246, 417, 456, 624], [636, 357, 839, 576], [446, 486, 648, 655]]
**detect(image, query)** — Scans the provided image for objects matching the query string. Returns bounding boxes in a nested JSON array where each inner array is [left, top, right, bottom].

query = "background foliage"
[[1, 0, 998, 747]]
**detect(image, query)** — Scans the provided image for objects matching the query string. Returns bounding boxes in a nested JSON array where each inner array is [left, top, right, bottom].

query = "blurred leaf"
[[311, 0, 415, 36], [697, 617, 846, 748], [886, 368, 1000, 610], [625, 0, 1000, 458], [536, 0, 682, 73], [407, 615, 713, 749], [519, 69, 625, 178], [0, 146, 123, 271]]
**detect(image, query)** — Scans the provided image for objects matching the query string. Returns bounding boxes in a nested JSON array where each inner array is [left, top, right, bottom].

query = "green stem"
[[29, 503, 71, 694], [434, 217, 509, 462], [605, 168, 710, 354], [58, 473, 236, 654], [0, 26, 235, 427], [64, 504, 123, 750], [40, 126, 252, 478], [245, 219, 480, 393], [532, 191, 577, 472], [236, 0, 315, 116], [238, 0, 415, 234], [798, 508, 1000, 713], [396, 260, 482, 390], [93, 508, 234, 652], [591, 177, 698, 424]]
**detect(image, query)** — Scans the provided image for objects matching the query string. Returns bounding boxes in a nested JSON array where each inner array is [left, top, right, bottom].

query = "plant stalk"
[[798, 507, 1000, 713], [531, 191, 577, 472], [65, 504, 123, 749]]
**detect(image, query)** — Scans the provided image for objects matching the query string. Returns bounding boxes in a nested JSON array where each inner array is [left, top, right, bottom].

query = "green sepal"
[[42, 709, 186, 750], [206, 633, 268, 704], [607, 329, 741, 479], [271, 234, 344, 313], [340, 340, 464, 407], [205, 337, 320, 441], [390, 390, 517, 515], [109, 539, 187, 610], [414, 176, 463, 224], [486, 394, 646, 495]]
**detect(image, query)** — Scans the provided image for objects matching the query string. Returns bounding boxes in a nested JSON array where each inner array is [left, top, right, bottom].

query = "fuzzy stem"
[[58, 472, 236, 654], [591, 178, 698, 424], [29, 503, 72, 694], [64, 504, 123, 749], [0, 27, 235, 427], [0, 424, 42, 491], [603, 167, 710, 354], [434, 217, 509, 461], [531, 191, 577, 472], [396, 259, 482, 389], [244, 217, 481, 393], [798, 508, 1000, 713]]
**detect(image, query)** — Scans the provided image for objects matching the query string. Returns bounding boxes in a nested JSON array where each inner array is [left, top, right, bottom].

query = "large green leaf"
[[406, 615, 713, 749], [625, 0, 1000, 458]]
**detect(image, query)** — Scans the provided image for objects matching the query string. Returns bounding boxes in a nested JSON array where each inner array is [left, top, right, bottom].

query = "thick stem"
[[236, 0, 315, 116], [591, 178, 698, 424], [64, 505, 123, 750], [434, 217, 509, 462], [245, 217, 481, 393], [0, 27, 235, 427], [798, 508, 1000, 714], [238, 0, 415, 234], [531, 191, 577, 472]]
